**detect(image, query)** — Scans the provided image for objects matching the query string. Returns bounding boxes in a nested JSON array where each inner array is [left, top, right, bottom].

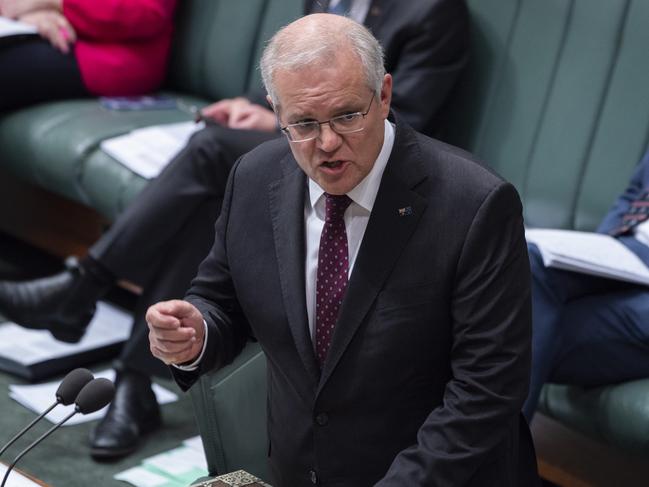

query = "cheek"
[[290, 145, 314, 173]]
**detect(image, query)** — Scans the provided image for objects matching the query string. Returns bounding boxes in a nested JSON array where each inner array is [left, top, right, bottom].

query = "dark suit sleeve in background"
[[246, 0, 469, 135], [596, 151, 649, 234], [377, 182, 532, 486], [376, 0, 469, 135]]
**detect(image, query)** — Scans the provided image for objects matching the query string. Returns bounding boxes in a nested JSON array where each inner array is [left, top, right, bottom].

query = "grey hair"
[[260, 15, 385, 105]]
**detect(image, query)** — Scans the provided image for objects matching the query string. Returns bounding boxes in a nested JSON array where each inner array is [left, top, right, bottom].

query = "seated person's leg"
[[89, 197, 221, 459], [0, 38, 90, 112], [551, 287, 649, 387], [0, 124, 278, 459], [0, 125, 277, 340], [524, 244, 633, 420]]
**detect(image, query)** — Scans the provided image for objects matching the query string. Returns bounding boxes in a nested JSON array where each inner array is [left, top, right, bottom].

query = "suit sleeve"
[[387, 0, 469, 133], [377, 182, 532, 486], [63, 0, 176, 41], [596, 151, 649, 234], [171, 158, 254, 392]]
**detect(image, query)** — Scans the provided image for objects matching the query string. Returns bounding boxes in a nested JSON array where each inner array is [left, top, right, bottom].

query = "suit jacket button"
[[315, 412, 329, 426], [309, 469, 318, 484]]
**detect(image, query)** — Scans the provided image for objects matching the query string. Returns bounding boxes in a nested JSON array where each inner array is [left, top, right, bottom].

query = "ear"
[[379, 74, 393, 119], [266, 95, 275, 111]]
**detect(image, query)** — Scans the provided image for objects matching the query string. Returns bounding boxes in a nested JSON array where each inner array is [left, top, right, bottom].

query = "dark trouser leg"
[[0, 38, 89, 112], [550, 288, 649, 385], [523, 244, 634, 420], [89, 124, 278, 284], [89, 197, 223, 458], [114, 197, 222, 378]]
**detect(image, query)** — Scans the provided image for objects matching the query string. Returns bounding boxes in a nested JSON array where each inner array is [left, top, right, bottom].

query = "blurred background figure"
[[0, 0, 177, 112]]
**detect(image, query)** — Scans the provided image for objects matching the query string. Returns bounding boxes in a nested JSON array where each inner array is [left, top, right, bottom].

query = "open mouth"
[[321, 160, 345, 169]]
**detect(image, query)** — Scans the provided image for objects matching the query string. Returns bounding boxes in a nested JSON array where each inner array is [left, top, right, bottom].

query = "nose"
[[316, 123, 342, 152]]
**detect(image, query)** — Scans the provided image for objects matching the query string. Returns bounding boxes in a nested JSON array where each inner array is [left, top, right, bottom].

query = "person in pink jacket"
[[0, 0, 177, 111]]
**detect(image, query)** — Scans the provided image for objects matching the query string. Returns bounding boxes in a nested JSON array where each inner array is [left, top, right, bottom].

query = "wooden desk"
[[1, 461, 50, 487]]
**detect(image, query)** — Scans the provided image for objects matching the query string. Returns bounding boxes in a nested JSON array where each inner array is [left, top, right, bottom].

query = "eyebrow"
[[287, 102, 366, 124]]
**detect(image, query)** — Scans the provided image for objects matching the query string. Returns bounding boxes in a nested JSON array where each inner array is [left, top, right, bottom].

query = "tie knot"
[[324, 193, 352, 222]]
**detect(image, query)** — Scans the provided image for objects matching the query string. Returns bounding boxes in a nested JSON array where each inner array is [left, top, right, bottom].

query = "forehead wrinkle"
[[285, 89, 367, 122], [276, 59, 367, 121]]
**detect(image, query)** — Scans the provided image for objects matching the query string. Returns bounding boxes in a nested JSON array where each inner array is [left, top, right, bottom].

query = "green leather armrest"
[[189, 342, 268, 479]]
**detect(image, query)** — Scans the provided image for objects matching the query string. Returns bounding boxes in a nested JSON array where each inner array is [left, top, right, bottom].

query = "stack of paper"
[[0, 301, 133, 380], [9, 369, 178, 425], [525, 228, 649, 285], [100, 121, 204, 179], [114, 436, 208, 487]]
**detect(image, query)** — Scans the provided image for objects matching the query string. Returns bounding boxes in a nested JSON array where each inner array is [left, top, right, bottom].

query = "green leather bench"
[[189, 0, 649, 479], [0, 0, 302, 221], [443, 0, 649, 455]]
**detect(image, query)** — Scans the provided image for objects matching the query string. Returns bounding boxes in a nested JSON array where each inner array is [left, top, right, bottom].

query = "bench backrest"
[[166, 0, 303, 100], [443, 0, 649, 230]]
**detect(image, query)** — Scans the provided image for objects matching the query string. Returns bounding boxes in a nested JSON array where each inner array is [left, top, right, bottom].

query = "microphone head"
[[55, 368, 94, 405], [74, 378, 115, 414]]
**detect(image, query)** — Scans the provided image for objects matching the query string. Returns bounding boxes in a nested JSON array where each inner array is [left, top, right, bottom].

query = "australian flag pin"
[[398, 206, 413, 217]]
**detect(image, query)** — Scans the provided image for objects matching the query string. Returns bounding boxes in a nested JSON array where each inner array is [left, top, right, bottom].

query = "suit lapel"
[[319, 120, 429, 389], [269, 158, 321, 383]]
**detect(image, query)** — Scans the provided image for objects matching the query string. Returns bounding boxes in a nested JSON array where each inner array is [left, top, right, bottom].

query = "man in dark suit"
[[524, 151, 649, 420], [0, 0, 468, 459], [147, 13, 537, 486]]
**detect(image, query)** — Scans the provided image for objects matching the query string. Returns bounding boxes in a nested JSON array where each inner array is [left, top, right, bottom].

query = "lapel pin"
[[398, 206, 413, 217]]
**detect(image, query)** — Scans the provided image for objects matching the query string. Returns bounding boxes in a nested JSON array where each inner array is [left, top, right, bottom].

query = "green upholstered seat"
[[0, 0, 302, 220], [442, 0, 649, 453], [189, 342, 268, 478]]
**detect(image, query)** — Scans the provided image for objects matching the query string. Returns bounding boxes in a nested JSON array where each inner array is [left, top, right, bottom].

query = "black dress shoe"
[[0, 258, 110, 343], [89, 370, 162, 459]]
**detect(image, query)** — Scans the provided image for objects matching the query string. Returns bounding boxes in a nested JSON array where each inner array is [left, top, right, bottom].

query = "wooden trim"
[[0, 169, 108, 259], [1, 461, 51, 487], [533, 413, 649, 487]]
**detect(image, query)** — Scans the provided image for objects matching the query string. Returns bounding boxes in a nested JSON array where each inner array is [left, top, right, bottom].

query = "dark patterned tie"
[[315, 193, 352, 367], [609, 191, 649, 236]]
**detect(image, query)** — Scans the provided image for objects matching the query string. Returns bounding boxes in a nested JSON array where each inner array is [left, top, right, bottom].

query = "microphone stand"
[[1, 410, 77, 487], [0, 403, 58, 458]]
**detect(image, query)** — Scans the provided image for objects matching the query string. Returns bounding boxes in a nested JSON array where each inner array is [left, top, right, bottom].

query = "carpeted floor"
[[0, 232, 201, 486]]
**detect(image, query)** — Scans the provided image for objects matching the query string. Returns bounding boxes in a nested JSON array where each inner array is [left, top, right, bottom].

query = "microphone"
[[0, 368, 94, 457], [1, 377, 115, 487]]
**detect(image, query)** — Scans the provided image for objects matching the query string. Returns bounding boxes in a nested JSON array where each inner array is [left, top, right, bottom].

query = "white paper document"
[[9, 369, 178, 425], [0, 16, 37, 38], [0, 301, 131, 367], [0, 463, 42, 487], [183, 435, 205, 454], [114, 442, 208, 487], [525, 228, 649, 286], [101, 121, 204, 179]]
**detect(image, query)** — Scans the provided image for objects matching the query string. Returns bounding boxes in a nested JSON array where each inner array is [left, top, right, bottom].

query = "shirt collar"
[[308, 118, 395, 213]]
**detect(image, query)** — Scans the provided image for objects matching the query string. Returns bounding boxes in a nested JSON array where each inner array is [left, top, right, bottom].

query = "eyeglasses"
[[280, 92, 376, 143]]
